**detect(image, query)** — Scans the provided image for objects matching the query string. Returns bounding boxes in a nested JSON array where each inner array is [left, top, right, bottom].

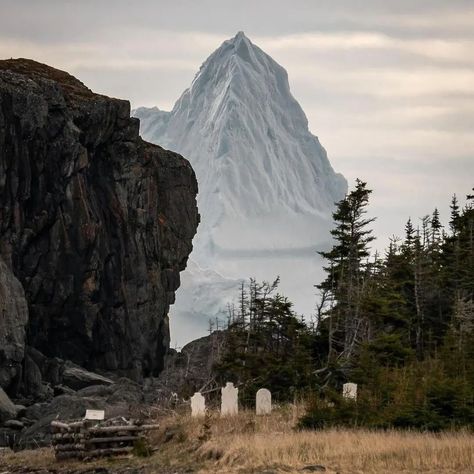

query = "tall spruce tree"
[[449, 195, 460, 235], [318, 179, 375, 362]]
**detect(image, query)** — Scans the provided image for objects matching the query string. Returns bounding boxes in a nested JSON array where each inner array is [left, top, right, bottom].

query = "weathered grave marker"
[[84, 409, 105, 420], [342, 382, 357, 400], [191, 392, 206, 417], [256, 388, 272, 415], [221, 382, 238, 416]]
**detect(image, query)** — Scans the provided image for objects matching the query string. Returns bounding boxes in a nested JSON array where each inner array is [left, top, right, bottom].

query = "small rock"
[[62, 364, 114, 390], [163, 428, 178, 443], [76, 384, 114, 398], [23, 352, 44, 396], [19, 417, 35, 426], [54, 384, 76, 396], [301, 466, 326, 472], [24, 402, 48, 421], [0, 387, 16, 423], [14, 404, 26, 417], [3, 419, 24, 429]]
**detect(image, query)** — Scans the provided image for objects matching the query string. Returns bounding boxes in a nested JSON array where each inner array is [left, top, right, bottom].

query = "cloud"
[[0, 30, 224, 71], [257, 31, 474, 66], [0, 30, 227, 107], [2, 1, 474, 43]]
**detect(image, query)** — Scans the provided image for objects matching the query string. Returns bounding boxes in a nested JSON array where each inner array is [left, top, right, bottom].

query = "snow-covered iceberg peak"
[[134, 32, 346, 264], [134, 32, 348, 345]]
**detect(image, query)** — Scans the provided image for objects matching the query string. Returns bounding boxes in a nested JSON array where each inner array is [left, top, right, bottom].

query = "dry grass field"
[[1, 405, 473, 473]]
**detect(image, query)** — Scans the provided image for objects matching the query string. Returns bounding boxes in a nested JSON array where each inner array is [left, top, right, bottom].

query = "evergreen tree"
[[318, 179, 375, 362], [431, 208, 442, 247], [404, 218, 415, 254], [449, 194, 460, 235], [215, 279, 315, 402]]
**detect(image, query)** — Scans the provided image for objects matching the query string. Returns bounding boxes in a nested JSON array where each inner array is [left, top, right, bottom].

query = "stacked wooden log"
[[51, 418, 160, 460]]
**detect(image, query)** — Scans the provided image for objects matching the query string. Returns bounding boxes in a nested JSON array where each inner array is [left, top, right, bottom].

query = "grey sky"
[[1, 0, 473, 248]]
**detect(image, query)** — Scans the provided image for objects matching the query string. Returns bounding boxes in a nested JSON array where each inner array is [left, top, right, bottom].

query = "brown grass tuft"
[[153, 404, 474, 473]]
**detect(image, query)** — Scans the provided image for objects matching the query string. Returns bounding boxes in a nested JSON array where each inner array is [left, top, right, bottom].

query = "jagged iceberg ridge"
[[134, 32, 347, 345]]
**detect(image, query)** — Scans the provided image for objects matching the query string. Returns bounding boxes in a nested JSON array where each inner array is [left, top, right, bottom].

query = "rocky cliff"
[[0, 59, 199, 392]]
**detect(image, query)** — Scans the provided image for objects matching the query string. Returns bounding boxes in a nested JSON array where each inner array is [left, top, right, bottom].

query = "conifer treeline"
[[214, 182, 474, 429], [317, 180, 474, 370], [215, 278, 315, 401]]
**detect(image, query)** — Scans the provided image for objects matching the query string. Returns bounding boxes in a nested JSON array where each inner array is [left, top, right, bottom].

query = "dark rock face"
[[0, 387, 17, 422], [0, 257, 29, 390], [0, 59, 199, 385], [146, 331, 225, 402]]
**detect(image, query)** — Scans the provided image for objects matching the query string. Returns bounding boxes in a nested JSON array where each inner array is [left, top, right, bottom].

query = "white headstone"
[[221, 382, 238, 416], [256, 388, 272, 415], [84, 409, 105, 420], [190, 392, 206, 417], [342, 382, 357, 400]]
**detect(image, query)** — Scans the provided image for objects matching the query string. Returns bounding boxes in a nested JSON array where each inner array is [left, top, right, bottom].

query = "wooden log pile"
[[51, 418, 160, 460]]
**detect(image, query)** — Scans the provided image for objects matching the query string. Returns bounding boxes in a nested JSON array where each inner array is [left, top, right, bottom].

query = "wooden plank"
[[51, 420, 71, 431], [55, 443, 85, 451], [86, 446, 134, 457], [51, 420, 86, 432], [139, 424, 160, 430], [53, 439, 84, 446], [52, 433, 85, 441], [69, 420, 87, 428], [88, 424, 159, 434], [85, 435, 141, 444]]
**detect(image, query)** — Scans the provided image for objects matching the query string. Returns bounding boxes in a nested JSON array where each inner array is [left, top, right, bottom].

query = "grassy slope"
[[1, 405, 473, 473]]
